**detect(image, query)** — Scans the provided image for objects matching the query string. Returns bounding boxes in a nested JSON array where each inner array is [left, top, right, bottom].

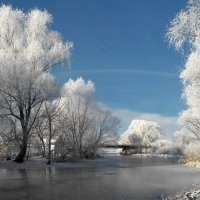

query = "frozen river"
[[0, 155, 200, 200]]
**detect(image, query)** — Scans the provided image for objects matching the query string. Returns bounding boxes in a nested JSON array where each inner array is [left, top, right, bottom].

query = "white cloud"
[[111, 108, 180, 138]]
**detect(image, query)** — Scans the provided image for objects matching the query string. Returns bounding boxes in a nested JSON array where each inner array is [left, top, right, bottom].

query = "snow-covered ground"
[[130, 153, 183, 159], [185, 161, 200, 168], [162, 187, 200, 200]]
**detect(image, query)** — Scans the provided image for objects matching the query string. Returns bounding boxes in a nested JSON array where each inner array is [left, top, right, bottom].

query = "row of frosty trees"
[[119, 120, 182, 155], [0, 5, 119, 163], [120, 0, 200, 161]]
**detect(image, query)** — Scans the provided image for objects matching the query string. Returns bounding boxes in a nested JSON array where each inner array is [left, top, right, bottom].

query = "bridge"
[[103, 144, 148, 149], [103, 144, 152, 155]]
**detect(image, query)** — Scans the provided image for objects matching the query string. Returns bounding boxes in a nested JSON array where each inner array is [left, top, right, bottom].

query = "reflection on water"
[[0, 156, 200, 200]]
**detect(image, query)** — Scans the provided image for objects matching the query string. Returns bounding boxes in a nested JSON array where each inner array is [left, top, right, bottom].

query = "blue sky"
[[2, 0, 188, 135]]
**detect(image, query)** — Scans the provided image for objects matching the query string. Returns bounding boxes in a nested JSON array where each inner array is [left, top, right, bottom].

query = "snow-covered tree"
[[55, 77, 119, 159], [167, 0, 200, 50], [83, 107, 119, 158], [185, 141, 200, 160], [34, 99, 63, 164], [0, 5, 72, 162], [61, 77, 95, 99], [155, 139, 183, 155], [119, 120, 164, 148], [173, 129, 193, 146], [167, 0, 200, 151], [60, 78, 95, 158]]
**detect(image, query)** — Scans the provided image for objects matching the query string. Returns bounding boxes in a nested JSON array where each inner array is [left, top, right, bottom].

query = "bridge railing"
[[103, 145, 151, 149]]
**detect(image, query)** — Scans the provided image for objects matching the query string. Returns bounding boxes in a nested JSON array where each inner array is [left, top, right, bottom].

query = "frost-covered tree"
[[173, 129, 193, 145], [167, 0, 200, 148], [84, 107, 119, 158], [34, 99, 63, 164], [119, 120, 164, 148], [155, 139, 183, 155], [167, 0, 200, 50], [185, 141, 200, 160], [0, 116, 20, 158], [55, 77, 119, 159], [61, 78, 95, 99], [60, 78, 95, 158], [0, 5, 72, 162]]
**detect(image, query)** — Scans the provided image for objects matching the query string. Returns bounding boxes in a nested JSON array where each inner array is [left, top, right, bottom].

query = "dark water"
[[0, 156, 200, 200]]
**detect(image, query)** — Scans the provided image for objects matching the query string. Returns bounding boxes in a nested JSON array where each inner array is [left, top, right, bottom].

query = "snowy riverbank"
[[0, 154, 184, 169], [130, 153, 184, 159], [162, 185, 200, 200], [0, 157, 102, 169]]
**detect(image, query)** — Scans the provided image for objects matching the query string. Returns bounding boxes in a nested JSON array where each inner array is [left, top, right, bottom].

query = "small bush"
[[185, 142, 200, 161], [155, 140, 183, 155]]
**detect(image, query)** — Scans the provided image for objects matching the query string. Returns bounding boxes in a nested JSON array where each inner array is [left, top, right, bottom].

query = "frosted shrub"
[[155, 140, 183, 155], [185, 142, 200, 161]]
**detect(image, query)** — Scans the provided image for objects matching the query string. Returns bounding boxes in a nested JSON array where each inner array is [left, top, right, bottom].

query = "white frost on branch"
[[167, 0, 200, 50], [61, 77, 95, 98]]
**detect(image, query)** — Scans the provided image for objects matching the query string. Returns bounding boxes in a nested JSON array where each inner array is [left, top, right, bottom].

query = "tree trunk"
[[47, 119, 52, 165], [14, 134, 28, 163], [47, 140, 51, 164], [41, 138, 46, 158]]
